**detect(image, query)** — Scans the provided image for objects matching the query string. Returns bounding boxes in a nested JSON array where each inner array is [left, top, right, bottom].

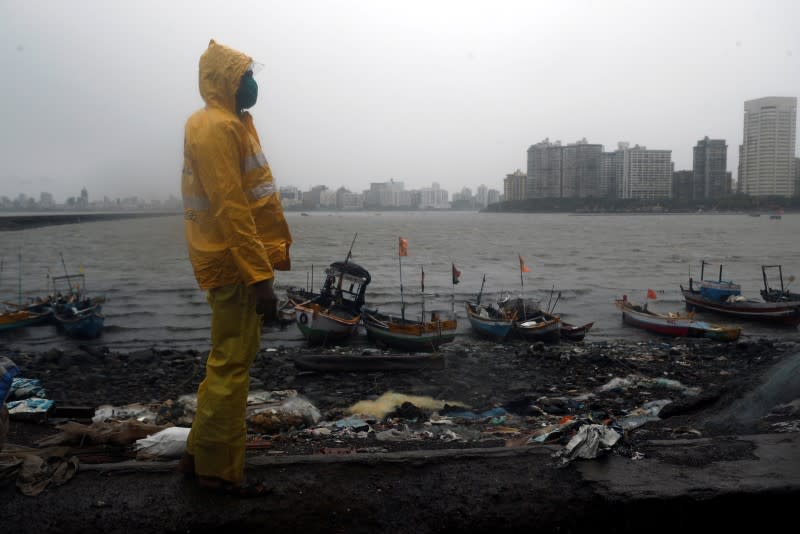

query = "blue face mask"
[[236, 71, 258, 112]]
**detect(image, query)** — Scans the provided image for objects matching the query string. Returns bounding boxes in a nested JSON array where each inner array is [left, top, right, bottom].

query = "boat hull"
[[513, 313, 561, 342], [618, 299, 741, 341], [363, 311, 457, 352], [0, 310, 51, 332], [295, 304, 359, 344], [560, 321, 594, 342], [54, 302, 104, 339], [681, 287, 800, 327], [465, 303, 513, 340]]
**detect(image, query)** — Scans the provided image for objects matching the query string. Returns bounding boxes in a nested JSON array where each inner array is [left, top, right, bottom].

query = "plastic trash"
[[6, 398, 55, 419], [246, 395, 322, 434], [334, 417, 371, 432], [93, 403, 159, 424], [8, 377, 47, 400], [598, 376, 635, 393], [135, 427, 191, 459], [554, 424, 622, 465], [619, 399, 672, 430]]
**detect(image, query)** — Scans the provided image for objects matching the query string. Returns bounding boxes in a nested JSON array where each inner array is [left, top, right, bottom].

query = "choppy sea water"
[[1, 211, 799, 352]]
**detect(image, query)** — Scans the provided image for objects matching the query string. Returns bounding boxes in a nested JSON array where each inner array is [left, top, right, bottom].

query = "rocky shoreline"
[[2, 336, 799, 532]]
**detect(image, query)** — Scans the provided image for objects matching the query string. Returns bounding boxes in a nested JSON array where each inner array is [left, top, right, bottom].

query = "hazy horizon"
[[1, 0, 798, 201]]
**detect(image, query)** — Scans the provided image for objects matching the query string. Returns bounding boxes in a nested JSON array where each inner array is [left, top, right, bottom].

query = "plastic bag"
[[9, 377, 47, 400], [135, 427, 191, 459], [1, 356, 20, 403], [93, 403, 159, 424], [246, 395, 322, 434]]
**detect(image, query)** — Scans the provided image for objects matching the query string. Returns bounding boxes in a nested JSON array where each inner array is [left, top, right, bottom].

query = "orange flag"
[[518, 255, 531, 273], [398, 237, 409, 257], [646, 288, 657, 300]]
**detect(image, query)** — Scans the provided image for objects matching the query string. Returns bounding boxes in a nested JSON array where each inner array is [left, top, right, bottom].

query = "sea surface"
[[1, 211, 799, 352]]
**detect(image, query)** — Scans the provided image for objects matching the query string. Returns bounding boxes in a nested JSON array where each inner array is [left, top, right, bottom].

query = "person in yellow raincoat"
[[178, 39, 292, 495]]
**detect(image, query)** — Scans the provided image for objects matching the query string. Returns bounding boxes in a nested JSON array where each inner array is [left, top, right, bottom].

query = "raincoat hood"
[[198, 39, 253, 113]]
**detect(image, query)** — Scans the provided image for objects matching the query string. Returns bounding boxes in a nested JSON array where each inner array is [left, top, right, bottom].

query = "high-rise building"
[[364, 179, 404, 208], [618, 145, 672, 200], [419, 182, 449, 209], [740, 97, 797, 197], [692, 137, 729, 200], [475, 185, 488, 208], [795, 157, 800, 196], [503, 170, 527, 201], [335, 187, 363, 210], [737, 144, 744, 194], [527, 139, 563, 198], [487, 189, 501, 205], [562, 139, 603, 198], [600, 147, 625, 198], [39, 192, 55, 209], [528, 139, 602, 198], [672, 170, 693, 202]]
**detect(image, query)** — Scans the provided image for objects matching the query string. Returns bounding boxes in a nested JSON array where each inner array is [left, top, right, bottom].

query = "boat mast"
[[398, 237, 405, 322], [17, 253, 22, 306], [420, 264, 425, 323], [477, 274, 486, 305], [59, 252, 74, 294]]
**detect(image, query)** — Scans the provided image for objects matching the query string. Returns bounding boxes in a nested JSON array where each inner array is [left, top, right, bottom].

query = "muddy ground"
[[2, 335, 800, 532]]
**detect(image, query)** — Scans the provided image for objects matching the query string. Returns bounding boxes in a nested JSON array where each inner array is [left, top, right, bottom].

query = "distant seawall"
[[0, 211, 180, 231]]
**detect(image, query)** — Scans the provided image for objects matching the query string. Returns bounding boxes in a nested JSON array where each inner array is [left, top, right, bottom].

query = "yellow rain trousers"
[[186, 283, 260, 483]]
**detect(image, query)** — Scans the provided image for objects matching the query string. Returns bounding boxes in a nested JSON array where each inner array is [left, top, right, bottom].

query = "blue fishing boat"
[[50, 274, 105, 339], [465, 301, 514, 340], [681, 262, 800, 327]]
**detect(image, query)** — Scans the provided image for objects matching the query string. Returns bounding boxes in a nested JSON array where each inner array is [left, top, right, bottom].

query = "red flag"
[[518, 255, 531, 273], [452, 263, 461, 284], [646, 288, 657, 300], [398, 237, 409, 257]]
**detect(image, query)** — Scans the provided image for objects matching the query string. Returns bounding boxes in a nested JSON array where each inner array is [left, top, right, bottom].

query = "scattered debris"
[[554, 424, 622, 465], [135, 427, 191, 459]]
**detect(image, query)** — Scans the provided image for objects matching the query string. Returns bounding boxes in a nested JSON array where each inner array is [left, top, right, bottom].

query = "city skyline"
[[1, 1, 798, 201]]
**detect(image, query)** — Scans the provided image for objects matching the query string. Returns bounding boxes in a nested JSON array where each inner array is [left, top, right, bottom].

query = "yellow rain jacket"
[[182, 39, 292, 290]]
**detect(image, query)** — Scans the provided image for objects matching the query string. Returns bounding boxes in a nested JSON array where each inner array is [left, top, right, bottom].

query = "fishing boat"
[[495, 293, 561, 342], [616, 296, 740, 341], [513, 310, 561, 342], [464, 275, 515, 341], [464, 301, 514, 341], [560, 321, 594, 342], [362, 238, 457, 352], [680, 261, 800, 326], [294, 261, 371, 344], [50, 274, 105, 339], [0, 255, 53, 332], [760, 265, 800, 303], [0, 308, 51, 332], [277, 286, 318, 324], [363, 309, 457, 351]]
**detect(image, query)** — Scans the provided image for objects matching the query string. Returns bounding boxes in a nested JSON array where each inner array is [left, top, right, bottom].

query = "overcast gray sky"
[[1, 0, 798, 202]]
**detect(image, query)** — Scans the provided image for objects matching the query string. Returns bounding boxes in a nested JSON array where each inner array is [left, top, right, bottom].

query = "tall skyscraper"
[[503, 169, 527, 201], [618, 145, 673, 200], [527, 139, 563, 198], [527, 138, 602, 198], [562, 140, 603, 198], [740, 97, 797, 197], [692, 137, 729, 200]]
